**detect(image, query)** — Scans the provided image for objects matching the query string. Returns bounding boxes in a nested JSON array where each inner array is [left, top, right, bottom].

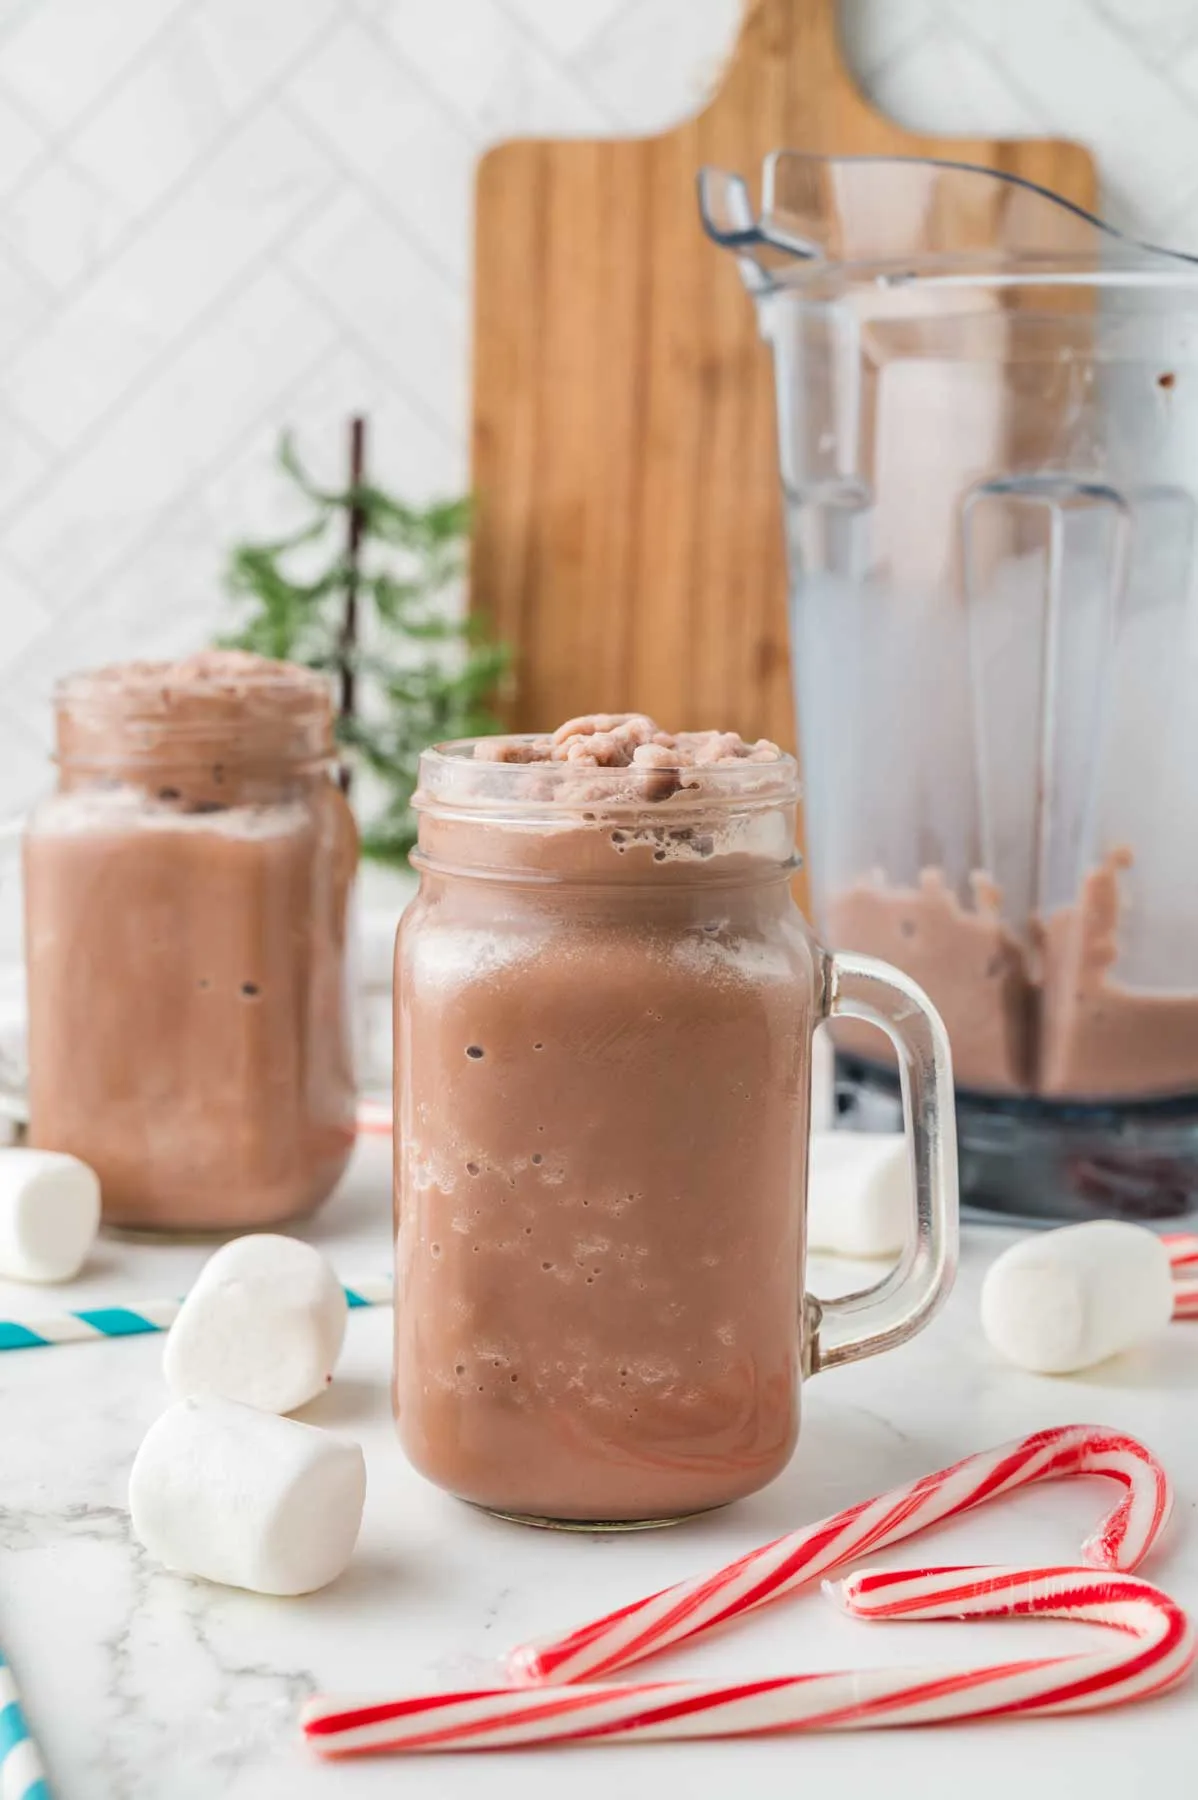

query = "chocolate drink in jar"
[[394, 714, 957, 1527], [24, 651, 358, 1233], [826, 853, 1198, 1102]]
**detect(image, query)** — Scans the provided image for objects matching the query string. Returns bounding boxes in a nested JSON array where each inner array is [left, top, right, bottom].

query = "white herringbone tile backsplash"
[[0, 0, 1197, 828]]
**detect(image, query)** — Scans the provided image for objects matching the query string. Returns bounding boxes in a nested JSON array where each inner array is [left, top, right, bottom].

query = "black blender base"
[[834, 1054, 1198, 1227]]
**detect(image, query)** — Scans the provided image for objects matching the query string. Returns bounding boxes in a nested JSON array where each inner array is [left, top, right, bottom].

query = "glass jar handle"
[[804, 950, 958, 1374]]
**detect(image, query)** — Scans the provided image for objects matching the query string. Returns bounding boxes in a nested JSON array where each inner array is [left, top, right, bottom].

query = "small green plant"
[[222, 421, 509, 864]]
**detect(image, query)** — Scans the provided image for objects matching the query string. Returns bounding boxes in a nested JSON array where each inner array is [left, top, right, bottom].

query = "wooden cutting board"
[[469, 0, 1095, 756]]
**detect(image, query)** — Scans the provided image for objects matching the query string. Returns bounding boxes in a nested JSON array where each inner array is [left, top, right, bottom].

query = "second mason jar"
[[394, 723, 957, 1527], [24, 650, 358, 1233]]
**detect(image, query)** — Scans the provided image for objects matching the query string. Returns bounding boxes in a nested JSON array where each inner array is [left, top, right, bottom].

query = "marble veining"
[[1, 1135, 1195, 1797]]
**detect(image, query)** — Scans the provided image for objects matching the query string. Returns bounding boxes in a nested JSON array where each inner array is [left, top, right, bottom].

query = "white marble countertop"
[[1, 1136, 1195, 1799]]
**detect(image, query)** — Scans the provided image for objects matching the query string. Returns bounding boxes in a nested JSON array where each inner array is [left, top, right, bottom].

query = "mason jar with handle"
[[393, 728, 957, 1528]]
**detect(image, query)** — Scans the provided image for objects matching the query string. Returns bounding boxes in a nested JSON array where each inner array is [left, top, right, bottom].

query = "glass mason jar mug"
[[23, 652, 359, 1233], [394, 738, 958, 1527]]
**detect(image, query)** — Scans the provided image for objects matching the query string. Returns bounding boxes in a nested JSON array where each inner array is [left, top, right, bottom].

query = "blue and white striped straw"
[[0, 1277, 393, 1353], [0, 1649, 50, 1799]]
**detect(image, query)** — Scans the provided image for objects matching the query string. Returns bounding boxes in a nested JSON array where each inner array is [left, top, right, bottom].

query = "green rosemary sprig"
[[221, 426, 509, 864]]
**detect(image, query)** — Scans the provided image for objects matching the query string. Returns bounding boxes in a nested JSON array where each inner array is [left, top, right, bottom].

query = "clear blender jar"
[[703, 154, 1198, 1224]]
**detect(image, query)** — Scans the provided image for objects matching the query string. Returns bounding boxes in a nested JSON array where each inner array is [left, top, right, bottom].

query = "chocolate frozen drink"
[[24, 652, 357, 1232], [394, 715, 817, 1523], [827, 851, 1198, 1099]]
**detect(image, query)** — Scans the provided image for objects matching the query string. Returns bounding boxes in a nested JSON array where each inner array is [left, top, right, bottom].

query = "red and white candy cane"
[[1164, 1233, 1198, 1320], [507, 1424, 1170, 1685], [301, 1566, 1193, 1755]]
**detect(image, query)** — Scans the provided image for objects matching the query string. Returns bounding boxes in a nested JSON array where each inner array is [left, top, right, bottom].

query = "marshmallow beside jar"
[[164, 1234, 348, 1415], [0, 1148, 100, 1282], [981, 1220, 1175, 1373], [130, 1398, 366, 1595], [807, 1131, 911, 1258], [132, 1236, 362, 1595]]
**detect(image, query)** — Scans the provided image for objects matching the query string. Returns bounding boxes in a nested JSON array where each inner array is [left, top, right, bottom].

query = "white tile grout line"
[[0, 1, 348, 381], [488, 0, 631, 132], [347, 0, 491, 148], [0, 0, 47, 65], [275, 91, 464, 297], [0, 0, 209, 286], [937, 5, 1198, 247], [0, 390, 54, 461], [848, 12, 946, 94], [0, 287, 460, 642], [277, 256, 464, 454], [1091, 0, 1198, 69], [896, 7, 1055, 133], [0, 326, 345, 626], [0, 169, 343, 537]]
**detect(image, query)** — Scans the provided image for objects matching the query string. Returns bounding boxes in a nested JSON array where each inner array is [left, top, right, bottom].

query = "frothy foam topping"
[[475, 713, 782, 780], [421, 715, 794, 815], [54, 650, 335, 775], [59, 650, 330, 712]]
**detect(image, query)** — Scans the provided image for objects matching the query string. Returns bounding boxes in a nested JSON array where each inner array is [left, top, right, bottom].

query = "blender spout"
[[697, 165, 821, 293], [701, 152, 1198, 289]]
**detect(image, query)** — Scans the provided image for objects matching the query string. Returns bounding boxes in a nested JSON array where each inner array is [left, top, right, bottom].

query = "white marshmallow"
[[0, 1148, 100, 1283], [981, 1220, 1175, 1375], [163, 1234, 348, 1415], [806, 1131, 911, 1258], [129, 1397, 366, 1595]]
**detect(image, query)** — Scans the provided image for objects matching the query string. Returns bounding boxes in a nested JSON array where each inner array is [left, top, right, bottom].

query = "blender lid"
[[698, 153, 1198, 295]]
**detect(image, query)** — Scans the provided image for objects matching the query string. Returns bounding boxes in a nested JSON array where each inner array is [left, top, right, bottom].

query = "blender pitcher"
[[702, 153, 1198, 1224]]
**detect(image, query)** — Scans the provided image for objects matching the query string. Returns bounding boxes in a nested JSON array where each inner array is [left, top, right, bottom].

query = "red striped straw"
[[355, 1099, 392, 1136]]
